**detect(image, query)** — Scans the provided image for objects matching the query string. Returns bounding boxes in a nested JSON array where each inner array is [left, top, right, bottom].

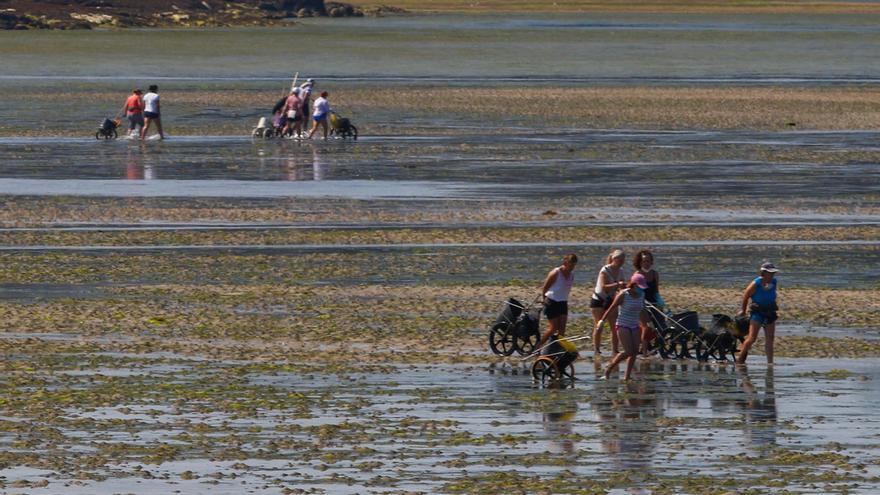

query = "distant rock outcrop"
[[0, 0, 366, 30]]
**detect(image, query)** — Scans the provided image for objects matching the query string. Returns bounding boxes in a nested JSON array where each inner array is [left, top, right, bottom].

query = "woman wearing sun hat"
[[736, 261, 780, 364], [598, 272, 649, 380]]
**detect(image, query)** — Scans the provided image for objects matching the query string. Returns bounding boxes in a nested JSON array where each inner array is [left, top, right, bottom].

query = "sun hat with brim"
[[630, 273, 649, 289], [760, 261, 779, 273]]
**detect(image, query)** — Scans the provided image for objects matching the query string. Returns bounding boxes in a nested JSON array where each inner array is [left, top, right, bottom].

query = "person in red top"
[[119, 89, 144, 137]]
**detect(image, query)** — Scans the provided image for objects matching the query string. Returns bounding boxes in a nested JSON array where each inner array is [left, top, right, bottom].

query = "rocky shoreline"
[[0, 0, 390, 30]]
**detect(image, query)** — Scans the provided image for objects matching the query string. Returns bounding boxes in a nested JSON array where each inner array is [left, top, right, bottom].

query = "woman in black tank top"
[[633, 250, 660, 356]]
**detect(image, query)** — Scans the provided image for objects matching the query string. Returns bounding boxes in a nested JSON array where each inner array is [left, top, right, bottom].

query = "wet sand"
[[3, 85, 880, 137], [2, 14, 879, 495]]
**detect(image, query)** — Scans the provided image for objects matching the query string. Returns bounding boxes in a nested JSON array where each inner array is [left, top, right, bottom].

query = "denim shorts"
[[750, 311, 778, 325]]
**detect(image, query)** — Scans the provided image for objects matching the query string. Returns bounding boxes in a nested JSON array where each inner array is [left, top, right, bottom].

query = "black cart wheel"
[[531, 356, 559, 382], [109, 129, 118, 140], [95, 131, 102, 140], [489, 323, 515, 356], [560, 362, 575, 381], [514, 331, 539, 356], [350, 125, 358, 140]]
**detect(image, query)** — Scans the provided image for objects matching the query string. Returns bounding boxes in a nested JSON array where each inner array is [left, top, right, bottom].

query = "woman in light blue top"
[[736, 261, 779, 364]]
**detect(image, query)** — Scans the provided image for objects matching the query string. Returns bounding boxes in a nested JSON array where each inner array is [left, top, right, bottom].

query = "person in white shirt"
[[140, 84, 164, 140], [307, 91, 331, 140], [537, 253, 578, 349]]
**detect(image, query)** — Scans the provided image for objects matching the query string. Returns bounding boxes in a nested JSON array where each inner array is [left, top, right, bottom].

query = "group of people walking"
[[117, 78, 335, 141], [273, 78, 333, 140], [120, 85, 164, 140], [539, 250, 779, 381]]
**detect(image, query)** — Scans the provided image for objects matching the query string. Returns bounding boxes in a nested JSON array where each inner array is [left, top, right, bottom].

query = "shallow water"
[[0, 357, 877, 494], [0, 130, 877, 205], [2, 14, 880, 81]]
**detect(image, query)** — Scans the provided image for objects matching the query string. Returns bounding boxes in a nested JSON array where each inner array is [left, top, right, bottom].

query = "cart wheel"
[[95, 131, 102, 140], [110, 129, 118, 140], [560, 363, 575, 381], [489, 323, 515, 356], [252, 129, 262, 139], [531, 356, 560, 383], [514, 331, 538, 356], [350, 125, 358, 140], [265, 129, 276, 139]]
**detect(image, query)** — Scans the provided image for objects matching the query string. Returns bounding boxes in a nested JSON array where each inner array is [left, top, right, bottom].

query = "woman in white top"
[[590, 249, 627, 357], [140, 84, 164, 140], [307, 91, 331, 140], [537, 253, 577, 349], [599, 273, 649, 380]]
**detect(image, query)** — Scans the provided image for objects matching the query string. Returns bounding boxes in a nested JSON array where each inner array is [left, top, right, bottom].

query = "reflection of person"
[[119, 89, 144, 138], [543, 409, 578, 454], [633, 249, 661, 356], [601, 273, 648, 380], [736, 261, 779, 364], [538, 253, 578, 349], [738, 366, 778, 448], [591, 380, 658, 470], [311, 145, 326, 180], [591, 249, 627, 356], [307, 91, 331, 140], [125, 149, 142, 180], [126, 149, 154, 180], [140, 84, 164, 140]]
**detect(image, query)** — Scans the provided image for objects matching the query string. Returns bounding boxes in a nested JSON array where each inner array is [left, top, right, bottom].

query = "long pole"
[[290, 72, 299, 93]]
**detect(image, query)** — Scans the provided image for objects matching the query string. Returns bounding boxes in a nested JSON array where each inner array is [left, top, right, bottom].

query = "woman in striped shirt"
[[599, 273, 649, 381]]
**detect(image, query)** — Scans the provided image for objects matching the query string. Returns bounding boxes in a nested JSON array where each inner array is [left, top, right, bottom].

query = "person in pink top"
[[281, 88, 303, 138]]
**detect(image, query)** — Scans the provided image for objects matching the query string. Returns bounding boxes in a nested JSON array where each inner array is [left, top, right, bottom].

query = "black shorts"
[[589, 294, 611, 310], [144, 111, 160, 119], [544, 299, 568, 320]]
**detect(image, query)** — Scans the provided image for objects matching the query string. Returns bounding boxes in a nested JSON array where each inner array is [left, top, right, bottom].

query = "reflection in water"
[[543, 405, 578, 454], [280, 144, 329, 181], [312, 145, 327, 181], [592, 373, 660, 470], [738, 366, 778, 448], [125, 149, 155, 180]]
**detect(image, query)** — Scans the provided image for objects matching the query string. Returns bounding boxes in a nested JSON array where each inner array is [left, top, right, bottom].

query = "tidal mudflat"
[[1, 11, 879, 495]]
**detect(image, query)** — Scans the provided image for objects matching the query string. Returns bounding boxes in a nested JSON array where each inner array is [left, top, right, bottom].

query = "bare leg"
[[606, 307, 620, 354], [538, 315, 566, 350], [140, 117, 151, 139], [604, 351, 627, 379], [591, 307, 604, 355], [307, 119, 319, 139], [624, 355, 637, 380], [736, 319, 761, 364], [764, 322, 776, 364], [639, 310, 649, 355], [155, 117, 164, 139]]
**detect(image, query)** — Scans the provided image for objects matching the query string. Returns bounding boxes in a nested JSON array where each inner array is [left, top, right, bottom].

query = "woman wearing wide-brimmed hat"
[[736, 261, 780, 364]]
